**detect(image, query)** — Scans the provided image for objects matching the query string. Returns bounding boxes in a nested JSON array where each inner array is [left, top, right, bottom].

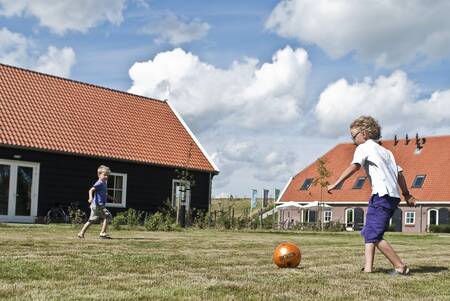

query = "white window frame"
[[301, 209, 309, 223], [324, 210, 332, 223], [171, 179, 191, 212], [405, 211, 416, 225], [345, 208, 354, 227], [106, 172, 127, 208], [427, 209, 439, 226], [412, 175, 426, 188], [0, 159, 40, 223]]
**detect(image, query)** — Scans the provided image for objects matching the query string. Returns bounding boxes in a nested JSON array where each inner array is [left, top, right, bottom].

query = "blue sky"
[[2, 0, 450, 197]]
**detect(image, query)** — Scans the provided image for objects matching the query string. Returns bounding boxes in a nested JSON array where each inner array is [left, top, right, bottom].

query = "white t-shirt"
[[351, 139, 402, 198]]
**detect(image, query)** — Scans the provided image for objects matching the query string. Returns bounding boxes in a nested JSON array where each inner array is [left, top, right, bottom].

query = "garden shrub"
[[111, 212, 127, 230], [429, 224, 450, 233]]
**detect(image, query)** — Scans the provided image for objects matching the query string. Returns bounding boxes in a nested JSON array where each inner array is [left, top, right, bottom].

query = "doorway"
[[0, 160, 39, 223]]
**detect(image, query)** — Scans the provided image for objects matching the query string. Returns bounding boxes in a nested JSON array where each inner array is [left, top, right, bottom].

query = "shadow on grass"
[[375, 266, 448, 274], [108, 237, 160, 241], [410, 266, 449, 273]]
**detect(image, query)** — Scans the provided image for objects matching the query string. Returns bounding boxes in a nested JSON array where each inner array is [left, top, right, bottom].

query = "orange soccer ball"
[[273, 242, 301, 268]]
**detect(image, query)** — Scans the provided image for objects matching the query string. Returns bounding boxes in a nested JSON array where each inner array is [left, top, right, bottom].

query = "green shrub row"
[[428, 224, 450, 233]]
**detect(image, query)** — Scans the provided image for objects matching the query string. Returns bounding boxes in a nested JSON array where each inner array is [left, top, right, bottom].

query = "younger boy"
[[327, 116, 417, 275], [78, 165, 113, 239]]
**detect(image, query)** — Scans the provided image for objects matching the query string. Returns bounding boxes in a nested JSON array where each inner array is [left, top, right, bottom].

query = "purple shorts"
[[361, 194, 400, 243]]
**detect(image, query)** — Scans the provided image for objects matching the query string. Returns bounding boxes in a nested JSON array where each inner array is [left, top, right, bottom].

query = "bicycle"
[[45, 202, 69, 224], [45, 201, 87, 224]]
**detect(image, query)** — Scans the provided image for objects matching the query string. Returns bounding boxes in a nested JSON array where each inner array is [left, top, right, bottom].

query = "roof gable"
[[0, 64, 218, 173]]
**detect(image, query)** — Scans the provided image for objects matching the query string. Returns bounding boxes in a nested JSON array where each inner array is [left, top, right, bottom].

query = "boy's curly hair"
[[350, 116, 381, 140], [97, 165, 111, 176]]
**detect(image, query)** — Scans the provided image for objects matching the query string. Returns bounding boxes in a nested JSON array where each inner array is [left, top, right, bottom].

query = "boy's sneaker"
[[388, 266, 410, 276], [77, 233, 85, 239], [99, 233, 112, 239]]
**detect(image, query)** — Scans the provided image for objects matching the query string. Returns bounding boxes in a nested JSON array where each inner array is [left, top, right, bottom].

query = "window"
[[405, 211, 415, 225], [300, 178, 313, 190], [302, 210, 316, 223], [324, 210, 332, 223], [345, 208, 354, 227], [172, 180, 191, 211], [302, 210, 309, 223], [428, 209, 439, 226], [107, 173, 127, 208], [352, 177, 366, 189], [412, 175, 426, 188]]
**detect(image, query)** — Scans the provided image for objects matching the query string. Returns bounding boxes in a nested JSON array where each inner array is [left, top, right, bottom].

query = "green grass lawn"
[[0, 224, 449, 301]]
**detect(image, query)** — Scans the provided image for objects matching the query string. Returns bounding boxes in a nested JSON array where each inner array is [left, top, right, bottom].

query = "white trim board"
[[275, 177, 293, 203], [166, 100, 219, 173]]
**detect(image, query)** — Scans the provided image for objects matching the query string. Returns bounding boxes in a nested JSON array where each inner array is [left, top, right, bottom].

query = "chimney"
[[415, 133, 422, 150], [405, 133, 409, 145], [394, 134, 398, 146]]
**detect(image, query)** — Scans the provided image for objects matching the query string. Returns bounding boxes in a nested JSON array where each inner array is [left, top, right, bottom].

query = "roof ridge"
[[0, 63, 165, 104]]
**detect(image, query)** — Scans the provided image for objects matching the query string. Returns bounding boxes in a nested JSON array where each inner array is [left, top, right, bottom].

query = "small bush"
[[112, 212, 127, 230], [192, 210, 208, 229], [429, 224, 450, 233], [144, 211, 176, 231], [323, 221, 346, 232], [68, 207, 87, 225], [125, 208, 144, 230], [144, 212, 163, 231]]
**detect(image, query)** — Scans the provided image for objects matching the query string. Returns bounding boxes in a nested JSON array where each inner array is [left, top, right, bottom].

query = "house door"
[[172, 180, 191, 226], [428, 209, 439, 227], [0, 160, 39, 223]]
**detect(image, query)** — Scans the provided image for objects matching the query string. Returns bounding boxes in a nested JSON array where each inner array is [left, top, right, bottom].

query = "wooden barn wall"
[[0, 146, 211, 217]]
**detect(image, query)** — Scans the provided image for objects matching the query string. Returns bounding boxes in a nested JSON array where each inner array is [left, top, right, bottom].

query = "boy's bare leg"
[[375, 239, 405, 271], [364, 243, 376, 272], [100, 219, 108, 235], [78, 221, 92, 237]]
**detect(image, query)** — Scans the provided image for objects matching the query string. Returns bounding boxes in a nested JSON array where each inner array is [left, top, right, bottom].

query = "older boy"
[[327, 116, 417, 275]]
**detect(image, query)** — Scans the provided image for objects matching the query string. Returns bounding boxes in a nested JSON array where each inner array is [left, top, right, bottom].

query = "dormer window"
[[300, 178, 313, 190], [412, 175, 426, 188], [352, 176, 366, 189]]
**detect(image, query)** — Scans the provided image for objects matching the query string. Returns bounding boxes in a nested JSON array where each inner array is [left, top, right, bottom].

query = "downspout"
[[208, 172, 212, 212], [420, 204, 423, 233]]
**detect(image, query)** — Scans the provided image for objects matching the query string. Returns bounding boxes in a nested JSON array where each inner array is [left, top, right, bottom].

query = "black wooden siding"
[[0, 146, 212, 217]]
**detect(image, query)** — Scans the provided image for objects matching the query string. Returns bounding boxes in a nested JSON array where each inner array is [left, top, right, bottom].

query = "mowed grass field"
[[0, 225, 449, 301]]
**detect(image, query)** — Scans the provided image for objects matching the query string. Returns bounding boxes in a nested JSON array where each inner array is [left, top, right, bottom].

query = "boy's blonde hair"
[[97, 165, 111, 176], [350, 116, 381, 140]]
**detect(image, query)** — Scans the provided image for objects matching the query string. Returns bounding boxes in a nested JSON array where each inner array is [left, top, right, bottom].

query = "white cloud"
[[315, 70, 450, 138], [0, 27, 75, 77], [128, 46, 312, 195], [0, 27, 30, 66], [266, 0, 450, 68], [142, 12, 210, 45], [128, 46, 311, 131], [35, 46, 76, 77], [0, 0, 126, 34]]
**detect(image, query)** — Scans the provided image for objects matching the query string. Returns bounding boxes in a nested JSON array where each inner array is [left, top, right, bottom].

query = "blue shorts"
[[361, 194, 400, 243]]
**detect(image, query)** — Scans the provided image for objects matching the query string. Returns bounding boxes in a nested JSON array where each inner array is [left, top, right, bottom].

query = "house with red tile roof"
[[277, 135, 450, 233], [0, 63, 219, 223]]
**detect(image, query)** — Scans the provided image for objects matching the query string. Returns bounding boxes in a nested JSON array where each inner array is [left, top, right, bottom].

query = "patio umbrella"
[[276, 202, 304, 210], [302, 201, 332, 208]]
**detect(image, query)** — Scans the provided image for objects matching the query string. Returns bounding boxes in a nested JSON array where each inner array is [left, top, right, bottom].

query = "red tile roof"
[[0, 63, 218, 173], [280, 135, 450, 203]]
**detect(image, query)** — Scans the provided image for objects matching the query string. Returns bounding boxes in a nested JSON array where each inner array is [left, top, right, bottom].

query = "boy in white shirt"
[[328, 116, 417, 275]]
